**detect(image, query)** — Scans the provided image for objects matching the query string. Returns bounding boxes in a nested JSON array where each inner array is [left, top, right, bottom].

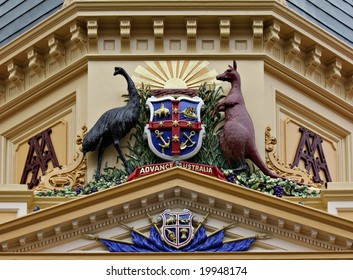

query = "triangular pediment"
[[1, 167, 353, 258]]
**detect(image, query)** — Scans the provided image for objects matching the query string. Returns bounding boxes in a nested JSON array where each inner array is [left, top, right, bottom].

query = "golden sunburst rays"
[[133, 60, 218, 89]]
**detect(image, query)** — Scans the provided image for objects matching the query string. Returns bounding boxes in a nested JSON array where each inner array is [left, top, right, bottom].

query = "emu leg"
[[96, 137, 111, 180], [113, 139, 131, 173]]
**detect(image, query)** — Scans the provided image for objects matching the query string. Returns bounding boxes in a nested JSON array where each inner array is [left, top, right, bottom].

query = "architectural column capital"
[[70, 22, 87, 53], [7, 60, 24, 90], [305, 45, 322, 76], [48, 34, 66, 66], [284, 32, 302, 64], [27, 47, 45, 78], [326, 58, 342, 88], [264, 20, 281, 52], [253, 18, 264, 52], [87, 19, 98, 53]]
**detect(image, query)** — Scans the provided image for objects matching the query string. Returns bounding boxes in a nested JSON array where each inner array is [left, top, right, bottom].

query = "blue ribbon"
[[100, 226, 256, 253]]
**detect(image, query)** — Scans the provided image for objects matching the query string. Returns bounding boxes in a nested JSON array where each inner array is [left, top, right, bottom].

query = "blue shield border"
[[160, 209, 194, 249], [144, 95, 205, 161]]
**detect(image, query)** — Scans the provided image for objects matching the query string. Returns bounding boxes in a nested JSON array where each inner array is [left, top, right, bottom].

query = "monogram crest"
[[159, 209, 195, 249], [144, 95, 205, 161], [20, 128, 60, 189]]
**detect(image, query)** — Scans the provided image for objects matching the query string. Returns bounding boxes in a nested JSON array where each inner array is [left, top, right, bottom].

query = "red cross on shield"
[[145, 95, 205, 161]]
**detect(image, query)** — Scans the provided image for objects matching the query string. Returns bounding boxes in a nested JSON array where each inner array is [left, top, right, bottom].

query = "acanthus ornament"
[[36, 125, 88, 191], [265, 126, 322, 188]]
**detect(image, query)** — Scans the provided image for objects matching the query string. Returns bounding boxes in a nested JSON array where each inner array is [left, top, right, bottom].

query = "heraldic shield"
[[145, 95, 205, 161], [160, 209, 195, 249]]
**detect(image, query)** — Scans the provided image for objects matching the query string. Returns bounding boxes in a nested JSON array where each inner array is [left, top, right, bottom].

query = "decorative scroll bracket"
[[265, 126, 322, 188], [37, 126, 88, 190]]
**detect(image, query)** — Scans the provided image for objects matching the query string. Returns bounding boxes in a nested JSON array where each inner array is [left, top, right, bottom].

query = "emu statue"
[[213, 61, 279, 178], [82, 67, 140, 180]]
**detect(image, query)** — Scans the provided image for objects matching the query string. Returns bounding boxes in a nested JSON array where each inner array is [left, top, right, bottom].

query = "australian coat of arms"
[[144, 95, 205, 161]]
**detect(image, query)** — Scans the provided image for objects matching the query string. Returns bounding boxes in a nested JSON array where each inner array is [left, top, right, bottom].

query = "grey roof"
[[287, 0, 353, 46], [1, 1, 353, 48], [0, 0, 64, 48]]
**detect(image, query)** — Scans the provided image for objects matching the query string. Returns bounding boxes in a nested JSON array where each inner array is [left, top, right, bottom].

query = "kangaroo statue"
[[213, 60, 279, 178]]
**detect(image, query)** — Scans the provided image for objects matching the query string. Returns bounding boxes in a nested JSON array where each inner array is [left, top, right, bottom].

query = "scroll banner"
[[128, 161, 226, 181]]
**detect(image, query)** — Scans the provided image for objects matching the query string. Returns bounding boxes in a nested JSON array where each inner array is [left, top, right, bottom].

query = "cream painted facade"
[[1, 0, 353, 258]]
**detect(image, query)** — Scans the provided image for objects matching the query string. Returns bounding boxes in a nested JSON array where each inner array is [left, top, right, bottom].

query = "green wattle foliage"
[[190, 83, 227, 169]]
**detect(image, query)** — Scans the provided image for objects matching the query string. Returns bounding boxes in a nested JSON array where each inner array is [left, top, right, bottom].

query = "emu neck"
[[118, 70, 139, 100]]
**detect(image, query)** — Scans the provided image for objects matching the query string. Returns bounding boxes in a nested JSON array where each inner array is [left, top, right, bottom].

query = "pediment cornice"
[[1, 168, 353, 253]]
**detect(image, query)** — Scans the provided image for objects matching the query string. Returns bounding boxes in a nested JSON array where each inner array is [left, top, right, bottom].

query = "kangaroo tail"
[[249, 148, 280, 179]]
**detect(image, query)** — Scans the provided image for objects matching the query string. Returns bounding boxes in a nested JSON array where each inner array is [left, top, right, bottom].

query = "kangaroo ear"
[[233, 60, 237, 70]]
